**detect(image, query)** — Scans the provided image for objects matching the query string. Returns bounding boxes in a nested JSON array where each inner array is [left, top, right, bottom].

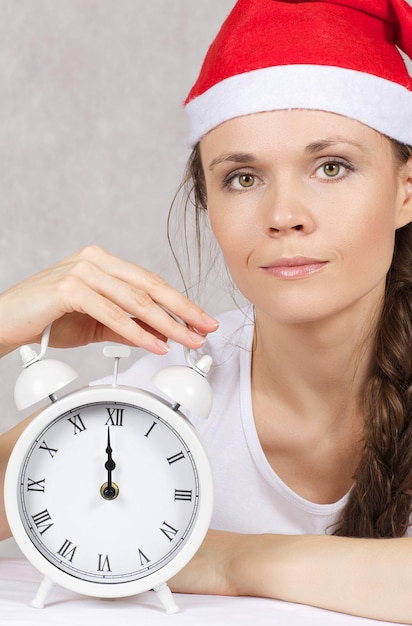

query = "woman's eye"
[[323, 163, 341, 177], [223, 172, 256, 190], [316, 160, 354, 180], [238, 174, 255, 187]]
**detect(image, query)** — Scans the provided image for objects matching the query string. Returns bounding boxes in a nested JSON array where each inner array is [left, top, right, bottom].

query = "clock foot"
[[31, 576, 54, 608], [153, 582, 180, 614]]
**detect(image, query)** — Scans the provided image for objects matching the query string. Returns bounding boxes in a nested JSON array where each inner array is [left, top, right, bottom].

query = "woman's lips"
[[262, 257, 328, 279]]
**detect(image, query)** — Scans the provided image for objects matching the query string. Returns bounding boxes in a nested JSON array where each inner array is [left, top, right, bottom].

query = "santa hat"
[[184, 0, 412, 147]]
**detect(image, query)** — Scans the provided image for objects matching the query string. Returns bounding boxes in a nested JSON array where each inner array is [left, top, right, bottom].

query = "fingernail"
[[155, 339, 170, 353], [188, 331, 206, 345], [201, 313, 219, 327]]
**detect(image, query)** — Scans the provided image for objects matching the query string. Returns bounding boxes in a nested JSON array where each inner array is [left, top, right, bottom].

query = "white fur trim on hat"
[[185, 64, 412, 146]]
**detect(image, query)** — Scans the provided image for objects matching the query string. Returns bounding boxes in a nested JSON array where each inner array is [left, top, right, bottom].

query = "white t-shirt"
[[97, 306, 350, 535]]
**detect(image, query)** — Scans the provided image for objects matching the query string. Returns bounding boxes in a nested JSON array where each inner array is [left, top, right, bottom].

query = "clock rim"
[[4, 385, 214, 598]]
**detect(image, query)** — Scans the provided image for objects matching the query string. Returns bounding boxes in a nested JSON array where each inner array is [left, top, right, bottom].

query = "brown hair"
[[335, 140, 412, 537], [170, 140, 412, 538]]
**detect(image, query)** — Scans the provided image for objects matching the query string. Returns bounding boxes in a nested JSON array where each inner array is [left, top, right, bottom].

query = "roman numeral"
[[138, 548, 150, 566], [67, 414, 87, 435], [27, 478, 46, 492], [97, 554, 111, 572], [105, 408, 124, 427], [31, 509, 54, 535], [144, 421, 157, 438], [57, 539, 77, 562], [167, 451, 185, 465], [174, 489, 192, 501], [39, 441, 58, 458], [160, 521, 178, 542]]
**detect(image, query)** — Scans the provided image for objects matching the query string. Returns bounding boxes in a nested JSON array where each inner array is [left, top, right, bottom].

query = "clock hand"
[[101, 427, 119, 500]]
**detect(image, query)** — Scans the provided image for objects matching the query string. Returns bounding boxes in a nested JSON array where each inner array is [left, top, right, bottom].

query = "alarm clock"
[[4, 325, 214, 614]]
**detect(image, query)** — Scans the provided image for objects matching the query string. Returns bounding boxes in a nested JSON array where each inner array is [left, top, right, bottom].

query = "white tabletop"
[[0, 558, 405, 625]]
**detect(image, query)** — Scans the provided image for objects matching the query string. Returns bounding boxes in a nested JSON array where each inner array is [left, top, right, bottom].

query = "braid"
[[334, 221, 412, 537]]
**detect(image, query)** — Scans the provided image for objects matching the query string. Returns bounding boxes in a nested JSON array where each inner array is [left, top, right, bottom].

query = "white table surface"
[[0, 558, 407, 625]]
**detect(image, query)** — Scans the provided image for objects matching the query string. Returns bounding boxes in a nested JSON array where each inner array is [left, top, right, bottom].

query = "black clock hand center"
[[101, 427, 119, 500]]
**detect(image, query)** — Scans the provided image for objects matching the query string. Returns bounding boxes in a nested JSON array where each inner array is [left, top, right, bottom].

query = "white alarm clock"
[[4, 326, 213, 613]]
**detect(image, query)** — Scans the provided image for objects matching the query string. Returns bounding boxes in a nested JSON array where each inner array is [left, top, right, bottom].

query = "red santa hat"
[[184, 0, 412, 146]]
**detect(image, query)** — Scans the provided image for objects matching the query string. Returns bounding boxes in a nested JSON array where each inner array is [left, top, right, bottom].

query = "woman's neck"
[[251, 304, 377, 426], [250, 306, 378, 503]]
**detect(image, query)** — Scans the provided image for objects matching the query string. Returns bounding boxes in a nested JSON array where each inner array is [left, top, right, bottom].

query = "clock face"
[[5, 387, 213, 597]]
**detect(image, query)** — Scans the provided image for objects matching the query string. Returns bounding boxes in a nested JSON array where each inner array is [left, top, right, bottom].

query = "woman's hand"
[[0, 246, 219, 357]]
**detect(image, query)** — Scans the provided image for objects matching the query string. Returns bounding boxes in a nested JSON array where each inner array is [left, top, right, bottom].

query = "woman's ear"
[[396, 155, 412, 229]]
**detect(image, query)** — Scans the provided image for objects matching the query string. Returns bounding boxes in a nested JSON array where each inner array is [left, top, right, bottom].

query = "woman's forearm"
[[230, 532, 412, 623], [171, 529, 412, 623]]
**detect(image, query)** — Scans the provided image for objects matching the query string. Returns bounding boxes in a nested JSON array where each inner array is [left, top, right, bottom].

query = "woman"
[[110, 0, 412, 622], [2, 0, 412, 621]]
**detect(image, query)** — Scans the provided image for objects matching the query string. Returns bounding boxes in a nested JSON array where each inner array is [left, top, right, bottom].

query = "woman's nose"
[[264, 182, 315, 236]]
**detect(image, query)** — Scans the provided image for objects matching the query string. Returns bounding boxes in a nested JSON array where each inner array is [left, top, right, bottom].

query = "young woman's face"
[[200, 110, 412, 326]]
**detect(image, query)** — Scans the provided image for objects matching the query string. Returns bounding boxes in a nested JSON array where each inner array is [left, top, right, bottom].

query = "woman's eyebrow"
[[304, 137, 364, 153], [208, 138, 365, 170], [208, 152, 256, 171]]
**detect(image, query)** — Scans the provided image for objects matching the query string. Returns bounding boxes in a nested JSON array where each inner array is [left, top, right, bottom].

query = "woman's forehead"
[[200, 109, 389, 154]]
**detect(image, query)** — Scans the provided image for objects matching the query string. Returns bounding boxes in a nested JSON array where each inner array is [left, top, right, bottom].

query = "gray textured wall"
[[0, 0, 237, 433], [0, 0, 237, 557]]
